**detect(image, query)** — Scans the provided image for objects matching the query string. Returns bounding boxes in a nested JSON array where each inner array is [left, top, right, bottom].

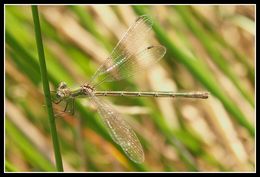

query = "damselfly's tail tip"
[[191, 91, 210, 99], [201, 92, 210, 99]]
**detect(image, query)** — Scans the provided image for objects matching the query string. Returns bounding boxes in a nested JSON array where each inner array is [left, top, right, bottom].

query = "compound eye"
[[57, 90, 65, 98], [58, 82, 67, 89]]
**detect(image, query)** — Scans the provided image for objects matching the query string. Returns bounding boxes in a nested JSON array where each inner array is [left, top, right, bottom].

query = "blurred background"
[[5, 5, 255, 172]]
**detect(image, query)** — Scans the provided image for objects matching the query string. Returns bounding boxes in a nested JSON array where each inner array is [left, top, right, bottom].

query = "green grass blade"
[[68, 5, 113, 52], [5, 161, 19, 172], [5, 119, 56, 171], [174, 6, 254, 106], [188, 6, 255, 82]]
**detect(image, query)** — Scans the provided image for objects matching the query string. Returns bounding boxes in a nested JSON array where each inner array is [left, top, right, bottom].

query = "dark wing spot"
[[147, 46, 154, 50]]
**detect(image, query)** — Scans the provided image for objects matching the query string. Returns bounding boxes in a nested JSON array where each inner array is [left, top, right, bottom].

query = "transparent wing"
[[93, 45, 166, 86], [89, 15, 166, 86], [89, 92, 144, 163]]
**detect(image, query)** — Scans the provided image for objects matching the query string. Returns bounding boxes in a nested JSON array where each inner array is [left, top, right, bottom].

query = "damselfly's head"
[[49, 82, 76, 116], [51, 82, 72, 104], [56, 82, 71, 98]]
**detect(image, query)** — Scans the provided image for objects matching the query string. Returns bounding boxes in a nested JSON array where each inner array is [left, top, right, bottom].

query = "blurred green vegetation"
[[5, 5, 255, 172]]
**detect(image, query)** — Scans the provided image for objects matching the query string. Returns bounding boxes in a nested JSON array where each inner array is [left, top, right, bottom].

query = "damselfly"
[[53, 15, 209, 163]]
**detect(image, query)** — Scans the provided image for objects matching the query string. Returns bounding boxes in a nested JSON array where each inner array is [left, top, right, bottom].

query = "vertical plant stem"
[[31, 5, 64, 171]]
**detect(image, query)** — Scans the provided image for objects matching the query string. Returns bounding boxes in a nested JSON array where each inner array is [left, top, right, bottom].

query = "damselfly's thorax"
[[81, 83, 95, 96]]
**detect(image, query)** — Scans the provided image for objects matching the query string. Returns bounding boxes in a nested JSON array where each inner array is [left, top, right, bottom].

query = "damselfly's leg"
[[64, 100, 69, 112], [60, 98, 75, 115], [50, 91, 63, 104], [53, 99, 62, 104], [71, 99, 75, 115]]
